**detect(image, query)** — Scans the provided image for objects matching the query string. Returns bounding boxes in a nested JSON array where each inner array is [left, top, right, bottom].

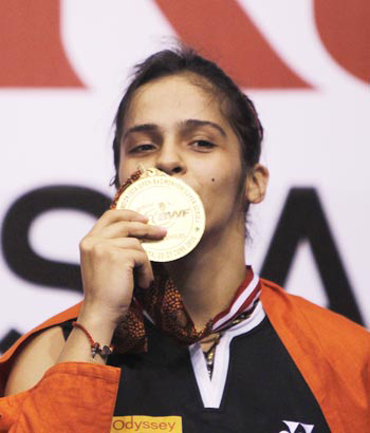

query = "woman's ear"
[[244, 164, 269, 204]]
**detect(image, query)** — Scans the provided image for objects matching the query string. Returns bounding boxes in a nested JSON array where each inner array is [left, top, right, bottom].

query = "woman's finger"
[[90, 209, 148, 233], [97, 221, 167, 240]]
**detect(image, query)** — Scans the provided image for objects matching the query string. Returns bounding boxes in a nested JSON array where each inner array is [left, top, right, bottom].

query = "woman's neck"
[[165, 224, 247, 330]]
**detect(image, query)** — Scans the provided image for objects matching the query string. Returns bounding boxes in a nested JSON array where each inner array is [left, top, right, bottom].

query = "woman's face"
[[118, 74, 256, 238]]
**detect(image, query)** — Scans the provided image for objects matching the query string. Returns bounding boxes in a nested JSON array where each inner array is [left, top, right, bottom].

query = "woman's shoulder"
[[261, 278, 369, 429], [260, 278, 369, 355]]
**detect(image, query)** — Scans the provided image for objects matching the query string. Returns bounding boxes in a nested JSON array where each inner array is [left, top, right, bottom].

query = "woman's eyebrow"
[[122, 120, 226, 140], [122, 123, 161, 140], [181, 119, 227, 137]]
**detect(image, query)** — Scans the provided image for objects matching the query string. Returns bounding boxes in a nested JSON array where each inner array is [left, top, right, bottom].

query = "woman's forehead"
[[124, 74, 229, 130]]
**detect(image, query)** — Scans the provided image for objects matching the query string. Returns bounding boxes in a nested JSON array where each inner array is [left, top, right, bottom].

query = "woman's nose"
[[155, 144, 186, 176]]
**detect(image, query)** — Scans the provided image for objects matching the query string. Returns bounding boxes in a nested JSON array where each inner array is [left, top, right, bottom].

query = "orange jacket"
[[0, 279, 369, 432]]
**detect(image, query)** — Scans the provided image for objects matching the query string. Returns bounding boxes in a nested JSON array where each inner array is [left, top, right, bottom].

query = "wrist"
[[77, 307, 117, 348], [79, 300, 127, 328], [72, 322, 114, 359]]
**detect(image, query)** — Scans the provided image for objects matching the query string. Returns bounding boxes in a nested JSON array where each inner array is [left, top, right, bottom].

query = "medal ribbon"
[[112, 265, 261, 353]]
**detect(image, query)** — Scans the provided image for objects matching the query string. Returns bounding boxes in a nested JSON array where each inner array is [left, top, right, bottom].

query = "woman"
[[0, 48, 368, 432]]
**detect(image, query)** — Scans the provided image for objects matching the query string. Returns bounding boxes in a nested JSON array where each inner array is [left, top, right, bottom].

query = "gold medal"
[[111, 168, 206, 262]]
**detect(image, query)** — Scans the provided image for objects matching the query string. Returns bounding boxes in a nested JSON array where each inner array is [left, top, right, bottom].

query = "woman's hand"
[[79, 209, 167, 325], [4, 209, 168, 392]]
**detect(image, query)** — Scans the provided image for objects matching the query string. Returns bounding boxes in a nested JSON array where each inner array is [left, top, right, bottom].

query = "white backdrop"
[[1, 0, 369, 352]]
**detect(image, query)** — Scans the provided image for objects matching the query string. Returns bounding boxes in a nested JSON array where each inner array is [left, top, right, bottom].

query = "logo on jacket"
[[279, 420, 315, 433]]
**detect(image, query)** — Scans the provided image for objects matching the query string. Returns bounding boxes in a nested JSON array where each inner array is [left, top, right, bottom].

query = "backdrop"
[[1, 0, 369, 354]]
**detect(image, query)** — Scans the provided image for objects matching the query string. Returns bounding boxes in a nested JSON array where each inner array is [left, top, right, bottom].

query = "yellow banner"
[[111, 415, 182, 433]]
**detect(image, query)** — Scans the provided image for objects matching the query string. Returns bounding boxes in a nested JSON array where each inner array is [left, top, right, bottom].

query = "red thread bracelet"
[[72, 321, 114, 359]]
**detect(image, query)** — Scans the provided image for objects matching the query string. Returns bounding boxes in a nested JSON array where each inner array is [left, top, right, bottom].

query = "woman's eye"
[[129, 144, 156, 154], [191, 140, 216, 151]]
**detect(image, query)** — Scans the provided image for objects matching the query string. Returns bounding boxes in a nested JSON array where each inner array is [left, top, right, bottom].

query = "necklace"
[[200, 310, 253, 378]]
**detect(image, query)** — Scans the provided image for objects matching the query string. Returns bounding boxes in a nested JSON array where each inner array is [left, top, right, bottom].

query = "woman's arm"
[[1, 325, 121, 432], [0, 209, 166, 431], [5, 326, 65, 396]]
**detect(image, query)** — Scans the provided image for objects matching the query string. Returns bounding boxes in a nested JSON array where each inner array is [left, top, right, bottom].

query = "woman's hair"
[[112, 46, 263, 188]]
